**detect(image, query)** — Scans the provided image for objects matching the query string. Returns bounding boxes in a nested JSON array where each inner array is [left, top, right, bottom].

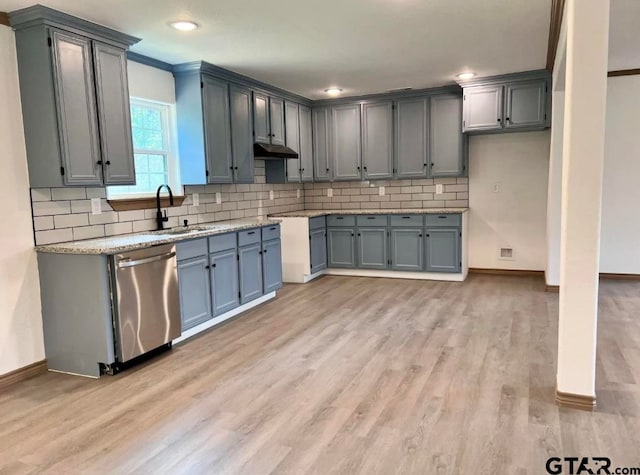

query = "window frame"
[[107, 97, 183, 200]]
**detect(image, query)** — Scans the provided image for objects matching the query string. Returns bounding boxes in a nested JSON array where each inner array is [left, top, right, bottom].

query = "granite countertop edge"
[[35, 218, 281, 255], [269, 208, 469, 218]]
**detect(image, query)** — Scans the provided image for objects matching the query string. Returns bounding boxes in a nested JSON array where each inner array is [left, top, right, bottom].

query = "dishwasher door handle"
[[118, 251, 176, 269]]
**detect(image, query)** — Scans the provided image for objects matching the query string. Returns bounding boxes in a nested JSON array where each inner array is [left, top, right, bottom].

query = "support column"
[[556, 0, 610, 410]]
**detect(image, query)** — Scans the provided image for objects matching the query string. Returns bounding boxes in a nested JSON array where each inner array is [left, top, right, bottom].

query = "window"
[[108, 98, 181, 198]]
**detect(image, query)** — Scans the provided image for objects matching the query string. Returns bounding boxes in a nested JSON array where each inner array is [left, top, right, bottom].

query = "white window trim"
[[107, 97, 183, 200]]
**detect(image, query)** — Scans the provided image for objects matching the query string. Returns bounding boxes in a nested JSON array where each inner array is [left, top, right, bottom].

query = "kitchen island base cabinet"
[[390, 228, 424, 272], [177, 256, 212, 331], [327, 228, 357, 268], [211, 249, 240, 316], [239, 244, 264, 304]]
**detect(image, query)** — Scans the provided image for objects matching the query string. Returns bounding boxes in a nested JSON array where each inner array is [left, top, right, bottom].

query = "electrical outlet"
[[90, 198, 101, 215], [379, 186, 385, 196], [327, 188, 333, 198], [493, 183, 500, 193], [192, 193, 200, 206], [269, 190, 274, 200], [435, 184, 444, 195], [215, 192, 222, 204], [297, 189, 301, 199]]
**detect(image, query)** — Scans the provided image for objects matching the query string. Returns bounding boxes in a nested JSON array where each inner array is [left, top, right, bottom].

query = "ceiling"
[[0, 1, 636, 99]]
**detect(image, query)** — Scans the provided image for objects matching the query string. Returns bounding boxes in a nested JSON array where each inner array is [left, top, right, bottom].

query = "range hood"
[[253, 142, 298, 159]]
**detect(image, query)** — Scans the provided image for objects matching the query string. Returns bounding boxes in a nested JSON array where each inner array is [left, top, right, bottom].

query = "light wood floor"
[[1, 275, 639, 474]]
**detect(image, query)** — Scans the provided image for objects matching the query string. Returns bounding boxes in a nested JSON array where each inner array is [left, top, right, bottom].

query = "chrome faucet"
[[156, 184, 174, 230]]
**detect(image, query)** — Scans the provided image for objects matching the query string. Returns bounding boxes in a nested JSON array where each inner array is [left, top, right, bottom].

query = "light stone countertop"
[[35, 217, 280, 255], [269, 208, 469, 218]]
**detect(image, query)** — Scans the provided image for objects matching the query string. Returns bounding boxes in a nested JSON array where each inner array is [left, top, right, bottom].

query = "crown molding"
[[126, 51, 173, 72]]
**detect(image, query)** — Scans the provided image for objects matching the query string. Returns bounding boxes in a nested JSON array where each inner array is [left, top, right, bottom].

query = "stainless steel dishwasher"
[[112, 244, 181, 363]]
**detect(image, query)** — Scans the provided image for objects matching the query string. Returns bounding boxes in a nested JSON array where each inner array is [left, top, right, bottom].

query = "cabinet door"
[[362, 101, 393, 180], [327, 228, 356, 268], [312, 108, 331, 181], [239, 243, 264, 304], [504, 81, 546, 129], [310, 227, 327, 273], [394, 97, 428, 178], [92, 42, 135, 185], [357, 227, 388, 269], [331, 104, 362, 181], [430, 95, 465, 177], [202, 76, 233, 183], [391, 228, 424, 271], [285, 101, 301, 182], [299, 105, 314, 182], [262, 239, 283, 293], [253, 91, 270, 143], [211, 249, 240, 316], [425, 227, 460, 273], [50, 29, 102, 185], [177, 256, 212, 330], [230, 85, 254, 183], [463, 85, 503, 132], [269, 97, 286, 146]]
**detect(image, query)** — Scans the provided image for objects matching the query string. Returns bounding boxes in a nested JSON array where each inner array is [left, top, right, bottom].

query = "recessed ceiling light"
[[456, 72, 476, 80], [170, 20, 199, 32], [324, 88, 343, 96]]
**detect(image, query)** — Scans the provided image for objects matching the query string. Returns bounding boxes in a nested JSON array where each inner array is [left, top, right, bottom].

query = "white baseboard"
[[173, 291, 277, 344], [302, 270, 326, 283], [324, 268, 466, 282]]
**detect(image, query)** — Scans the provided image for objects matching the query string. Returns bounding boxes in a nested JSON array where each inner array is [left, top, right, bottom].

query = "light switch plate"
[[269, 190, 274, 200], [215, 192, 222, 204], [192, 193, 200, 206], [90, 198, 101, 215], [435, 184, 444, 195], [327, 188, 333, 197], [493, 183, 500, 193], [379, 186, 385, 196]]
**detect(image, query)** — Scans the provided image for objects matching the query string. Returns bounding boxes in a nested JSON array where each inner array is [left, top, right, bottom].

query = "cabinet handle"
[[430, 163, 434, 168], [326, 168, 329, 172], [235, 166, 238, 170], [212, 263, 216, 268], [358, 233, 361, 236], [205, 265, 210, 269], [402, 216, 411, 219], [367, 217, 375, 220], [270, 227, 277, 230], [438, 216, 447, 219], [351, 233, 354, 237], [105, 161, 111, 165], [247, 231, 256, 235], [419, 234, 423, 237], [229, 166, 234, 170], [497, 118, 501, 122], [96, 160, 103, 165], [264, 249, 268, 253], [259, 251, 262, 255], [363, 166, 367, 171], [506, 117, 510, 122]]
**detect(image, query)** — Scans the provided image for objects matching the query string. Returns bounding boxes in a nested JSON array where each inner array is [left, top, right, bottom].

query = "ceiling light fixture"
[[456, 72, 476, 80], [324, 88, 343, 96], [170, 20, 199, 32]]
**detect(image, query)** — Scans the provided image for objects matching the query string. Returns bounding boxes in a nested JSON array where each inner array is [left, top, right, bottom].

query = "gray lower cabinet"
[[177, 256, 212, 330], [425, 227, 461, 273], [362, 101, 393, 179], [210, 249, 239, 316], [262, 239, 283, 293], [394, 97, 429, 178], [327, 227, 356, 268], [312, 108, 331, 180], [229, 85, 254, 183], [309, 227, 327, 274], [390, 228, 424, 271], [357, 227, 388, 269], [429, 95, 466, 177], [331, 104, 362, 181], [239, 243, 264, 304]]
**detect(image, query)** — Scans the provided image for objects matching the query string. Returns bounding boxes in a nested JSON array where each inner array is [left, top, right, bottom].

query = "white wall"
[[126, 60, 175, 104], [468, 131, 551, 271], [0, 26, 45, 376], [600, 75, 640, 274]]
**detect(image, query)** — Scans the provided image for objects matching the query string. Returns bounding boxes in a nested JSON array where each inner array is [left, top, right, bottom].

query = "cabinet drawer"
[[390, 215, 424, 227], [208, 233, 237, 253], [262, 224, 281, 242], [309, 216, 326, 230], [356, 215, 388, 227], [327, 215, 356, 227], [425, 214, 462, 227], [238, 228, 261, 247], [176, 238, 208, 261]]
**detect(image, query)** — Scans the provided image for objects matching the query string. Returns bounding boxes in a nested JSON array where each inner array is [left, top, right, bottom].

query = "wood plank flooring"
[[0, 274, 638, 474]]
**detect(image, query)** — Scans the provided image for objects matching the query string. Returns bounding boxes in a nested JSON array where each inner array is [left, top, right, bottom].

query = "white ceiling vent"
[[498, 247, 515, 260]]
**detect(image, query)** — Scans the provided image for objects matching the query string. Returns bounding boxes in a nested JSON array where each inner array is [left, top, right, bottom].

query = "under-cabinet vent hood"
[[253, 143, 298, 159]]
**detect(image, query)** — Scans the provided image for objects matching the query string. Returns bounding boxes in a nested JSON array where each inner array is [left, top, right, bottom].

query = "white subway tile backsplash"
[[33, 216, 54, 231], [118, 210, 146, 222], [72, 225, 105, 241], [31, 188, 51, 202], [51, 188, 87, 201], [86, 187, 107, 199], [32, 201, 71, 216], [54, 213, 89, 228], [36, 228, 73, 245], [89, 211, 119, 225], [105, 222, 133, 236]]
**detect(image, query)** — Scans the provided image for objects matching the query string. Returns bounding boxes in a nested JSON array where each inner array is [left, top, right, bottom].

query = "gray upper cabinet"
[[11, 7, 140, 188], [463, 85, 503, 132], [504, 81, 547, 129], [299, 105, 314, 182], [285, 101, 301, 182], [178, 256, 212, 331], [331, 104, 362, 181], [229, 85, 254, 183], [269, 97, 286, 146], [362, 101, 393, 180], [239, 243, 264, 304], [210, 248, 239, 316], [253, 92, 270, 143], [202, 76, 234, 183], [92, 42, 135, 185], [312, 108, 331, 181], [429, 95, 466, 177], [394, 97, 429, 178], [262, 238, 283, 293], [50, 30, 103, 186]]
